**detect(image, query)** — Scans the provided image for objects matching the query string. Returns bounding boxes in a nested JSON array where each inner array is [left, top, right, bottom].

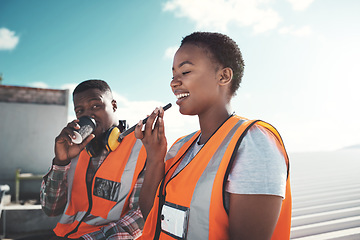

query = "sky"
[[1, 0, 359, 153]]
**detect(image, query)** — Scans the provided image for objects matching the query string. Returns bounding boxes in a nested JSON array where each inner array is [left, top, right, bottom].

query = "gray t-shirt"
[[172, 124, 287, 208]]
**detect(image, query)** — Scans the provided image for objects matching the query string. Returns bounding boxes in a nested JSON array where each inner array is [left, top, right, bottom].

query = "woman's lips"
[[175, 92, 190, 104]]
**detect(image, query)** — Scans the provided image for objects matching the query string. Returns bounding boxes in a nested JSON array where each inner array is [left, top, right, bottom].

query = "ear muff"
[[104, 126, 121, 152], [85, 144, 95, 157], [86, 125, 123, 157]]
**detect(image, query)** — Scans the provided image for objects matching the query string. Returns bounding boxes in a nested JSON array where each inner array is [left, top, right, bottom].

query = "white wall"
[[0, 102, 68, 200]]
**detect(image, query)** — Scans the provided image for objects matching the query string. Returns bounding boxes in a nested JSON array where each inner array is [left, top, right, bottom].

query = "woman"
[[135, 32, 291, 240]]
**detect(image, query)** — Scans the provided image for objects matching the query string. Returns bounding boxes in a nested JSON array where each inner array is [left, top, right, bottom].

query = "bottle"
[[72, 116, 96, 144]]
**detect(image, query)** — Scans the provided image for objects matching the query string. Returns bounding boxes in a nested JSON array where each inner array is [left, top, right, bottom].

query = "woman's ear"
[[219, 67, 233, 86]]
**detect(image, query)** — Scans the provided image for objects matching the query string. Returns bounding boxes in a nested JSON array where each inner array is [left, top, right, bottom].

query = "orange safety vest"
[[141, 115, 291, 240], [54, 133, 146, 238]]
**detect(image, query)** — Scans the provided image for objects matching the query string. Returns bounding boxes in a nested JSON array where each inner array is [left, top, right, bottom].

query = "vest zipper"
[[64, 158, 98, 238], [165, 114, 235, 185], [154, 134, 199, 240], [154, 114, 237, 239]]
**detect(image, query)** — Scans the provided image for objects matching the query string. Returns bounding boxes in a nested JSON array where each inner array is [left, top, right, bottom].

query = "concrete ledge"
[[1, 205, 60, 238]]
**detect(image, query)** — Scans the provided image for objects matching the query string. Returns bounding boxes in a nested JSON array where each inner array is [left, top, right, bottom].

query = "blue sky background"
[[1, 0, 359, 153]]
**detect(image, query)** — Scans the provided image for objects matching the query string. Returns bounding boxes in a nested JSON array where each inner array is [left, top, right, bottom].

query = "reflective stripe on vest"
[[54, 133, 146, 238], [141, 115, 291, 240]]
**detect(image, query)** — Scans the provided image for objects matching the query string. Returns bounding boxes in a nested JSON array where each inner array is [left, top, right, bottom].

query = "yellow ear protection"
[[85, 103, 172, 157], [103, 119, 127, 152], [86, 146, 94, 157], [86, 120, 127, 157], [85, 143, 98, 157], [104, 126, 121, 152]]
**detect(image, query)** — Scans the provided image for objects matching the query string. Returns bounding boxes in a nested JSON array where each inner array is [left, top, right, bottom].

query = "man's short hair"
[[73, 79, 112, 97]]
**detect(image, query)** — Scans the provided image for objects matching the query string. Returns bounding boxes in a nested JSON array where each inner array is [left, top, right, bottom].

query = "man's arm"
[[82, 171, 145, 240], [41, 119, 95, 216], [40, 162, 70, 216]]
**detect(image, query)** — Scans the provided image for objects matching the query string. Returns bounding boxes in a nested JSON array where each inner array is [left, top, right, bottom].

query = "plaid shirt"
[[40, 149, 145, 239]]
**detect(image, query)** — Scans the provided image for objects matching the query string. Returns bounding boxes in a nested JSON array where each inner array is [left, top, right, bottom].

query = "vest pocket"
[[93, 177, 121, 202]]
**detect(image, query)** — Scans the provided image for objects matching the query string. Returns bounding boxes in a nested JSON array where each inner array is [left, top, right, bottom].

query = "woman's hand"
[[135, 107, 167, 164], [135, 107, 167, 219]]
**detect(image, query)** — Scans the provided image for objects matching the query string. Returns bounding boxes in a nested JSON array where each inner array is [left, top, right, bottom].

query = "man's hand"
[[53, 120, 95, 165]]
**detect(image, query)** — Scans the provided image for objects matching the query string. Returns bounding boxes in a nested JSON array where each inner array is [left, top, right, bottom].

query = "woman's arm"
[[135, 107, 167, 219], [229, 193, 282, 240]]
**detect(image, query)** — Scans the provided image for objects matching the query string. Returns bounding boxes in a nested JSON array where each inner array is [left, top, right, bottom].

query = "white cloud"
[[252, 8, 282, 34], [279, 25, 312, 36], [61, 83, 77, 93], [164, 46, 179, 59], [0, 28, 19, 50], [286, 0, 315, 11], [29, 82, 49, 88], [163, 0, 282, 34]]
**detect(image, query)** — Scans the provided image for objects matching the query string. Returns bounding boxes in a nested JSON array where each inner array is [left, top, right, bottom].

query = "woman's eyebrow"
[[172, 60, 194, 70]]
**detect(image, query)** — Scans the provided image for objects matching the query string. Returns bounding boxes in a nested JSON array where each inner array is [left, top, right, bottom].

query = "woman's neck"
[[197, 105, 232, 145]]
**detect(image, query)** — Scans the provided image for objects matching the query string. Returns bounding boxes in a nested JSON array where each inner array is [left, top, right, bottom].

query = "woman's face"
[[171, 43, 224, 116]]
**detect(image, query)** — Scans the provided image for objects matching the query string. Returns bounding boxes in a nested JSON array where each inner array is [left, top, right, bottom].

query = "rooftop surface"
[[1, 149, 359, 239]]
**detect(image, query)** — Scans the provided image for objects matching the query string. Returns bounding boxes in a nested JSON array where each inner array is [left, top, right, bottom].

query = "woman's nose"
[[170, 76, 181, 89]]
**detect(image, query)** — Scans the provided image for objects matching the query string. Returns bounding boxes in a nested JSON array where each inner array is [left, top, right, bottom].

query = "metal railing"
[[15, 168, 43, 203]]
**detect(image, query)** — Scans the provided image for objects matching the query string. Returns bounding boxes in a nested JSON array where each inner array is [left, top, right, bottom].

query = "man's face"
[[73, 88, 117, 139]]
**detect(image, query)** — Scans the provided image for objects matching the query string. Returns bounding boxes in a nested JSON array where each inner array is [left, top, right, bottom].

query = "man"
[[41, 79, 146, 239]]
